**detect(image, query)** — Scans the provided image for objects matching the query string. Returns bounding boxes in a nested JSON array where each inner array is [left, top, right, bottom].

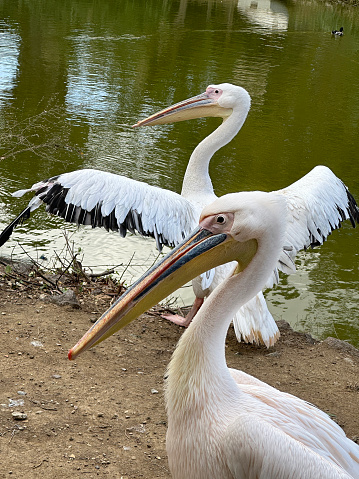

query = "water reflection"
[[66, 33, 147, 122], [237, 0, 288, 32], [0, 21, 20, 108]]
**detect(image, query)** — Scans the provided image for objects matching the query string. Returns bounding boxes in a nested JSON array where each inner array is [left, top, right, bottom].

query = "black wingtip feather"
[[345, 188, 359, 228], [35, 180, 173, 251], [0, 207, 31, 247]]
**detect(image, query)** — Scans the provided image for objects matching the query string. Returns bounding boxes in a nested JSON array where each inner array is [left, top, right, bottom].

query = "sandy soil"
[[0, 262, 358, 479]]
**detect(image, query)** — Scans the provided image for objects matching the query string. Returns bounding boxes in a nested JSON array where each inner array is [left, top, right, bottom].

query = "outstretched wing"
[[0, 169, 198, 251], [279, 165, 359, 255], [236, 166, 359, 347], [265, 165, 359, 285]]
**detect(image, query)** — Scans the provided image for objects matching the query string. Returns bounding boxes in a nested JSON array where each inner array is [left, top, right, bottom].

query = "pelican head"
[[69, 191, 285, 360], [132, 83, 251, 127]]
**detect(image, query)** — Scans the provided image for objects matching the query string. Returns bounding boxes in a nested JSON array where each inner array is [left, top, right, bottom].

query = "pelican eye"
[[215, 89, 219, 93], [216, 215, 226, 224]]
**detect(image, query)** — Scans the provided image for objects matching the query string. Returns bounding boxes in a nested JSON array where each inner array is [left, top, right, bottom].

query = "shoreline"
[[0, 258, 358, 477]]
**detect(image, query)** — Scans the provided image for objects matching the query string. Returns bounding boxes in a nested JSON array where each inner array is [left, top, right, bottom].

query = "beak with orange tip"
[[132, 88, 232, 128], [69, 226, 257, 361]]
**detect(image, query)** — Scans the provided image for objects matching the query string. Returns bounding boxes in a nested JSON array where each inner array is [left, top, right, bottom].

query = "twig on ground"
[[89, 268, 117, 278]]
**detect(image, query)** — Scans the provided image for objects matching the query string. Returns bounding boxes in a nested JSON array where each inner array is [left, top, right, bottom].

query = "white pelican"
[[1, 83, 358, 346], [69, 190, 359, 478]]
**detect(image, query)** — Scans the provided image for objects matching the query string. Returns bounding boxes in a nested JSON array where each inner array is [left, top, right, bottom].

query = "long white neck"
[[181, 105, 249, 202], [166, 211, 283, 412]]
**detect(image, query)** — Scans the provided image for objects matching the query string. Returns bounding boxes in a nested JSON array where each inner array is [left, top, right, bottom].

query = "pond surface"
[[0, 0, 358, 345]]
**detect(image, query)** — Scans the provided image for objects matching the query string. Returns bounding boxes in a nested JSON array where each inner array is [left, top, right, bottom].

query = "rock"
[[42, 290, 80, 309], [126, 424, 146, 434], [8, 399, 24, 407], [323, 337, 359, 357], [277, 320, 316, 344], [276, 320, 293, 331], [12, 411, 27, 421], [266, 351, 281, 358]]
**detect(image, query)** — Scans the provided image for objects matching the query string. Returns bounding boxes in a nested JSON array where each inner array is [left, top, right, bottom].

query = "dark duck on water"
[[332, 27, 344, 36]]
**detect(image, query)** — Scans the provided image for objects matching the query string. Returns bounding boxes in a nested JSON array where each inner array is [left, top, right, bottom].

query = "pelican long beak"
[[132, 91, 232, 127], [69, 228, 257, 360]]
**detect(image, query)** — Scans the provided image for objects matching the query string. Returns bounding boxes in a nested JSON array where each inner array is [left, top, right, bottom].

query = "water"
[[0, 0, 358, 346]]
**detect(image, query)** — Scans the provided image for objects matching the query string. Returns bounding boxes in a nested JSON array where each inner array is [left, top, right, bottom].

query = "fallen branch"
[[89, 268, 117, 278]]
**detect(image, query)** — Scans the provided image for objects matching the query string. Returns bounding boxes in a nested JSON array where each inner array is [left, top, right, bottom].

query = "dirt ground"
[[0, 261, 358, 479]]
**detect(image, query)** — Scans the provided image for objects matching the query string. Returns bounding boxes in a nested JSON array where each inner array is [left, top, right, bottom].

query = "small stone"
[[344, 357, 354, 365], [12, 411, 27, 421], [8, 398, 24, 407], [52, 374, 61, 379], [43, 290, 80, 309], [127, 424, 146, 434], [151, 389, 159, 394], [266, 351, 281, 358]]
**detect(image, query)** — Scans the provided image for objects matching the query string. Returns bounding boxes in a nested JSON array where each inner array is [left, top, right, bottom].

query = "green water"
[[0, 0, 358, 345]]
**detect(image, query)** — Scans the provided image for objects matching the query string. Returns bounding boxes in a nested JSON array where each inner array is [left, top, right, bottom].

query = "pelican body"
[[1, 84, 358, 347], [69, 189, 359, 478]]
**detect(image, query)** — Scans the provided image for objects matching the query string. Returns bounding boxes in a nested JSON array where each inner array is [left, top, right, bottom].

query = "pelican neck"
[[181, 106, 248, 199], [167, 228, 282, 405]]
